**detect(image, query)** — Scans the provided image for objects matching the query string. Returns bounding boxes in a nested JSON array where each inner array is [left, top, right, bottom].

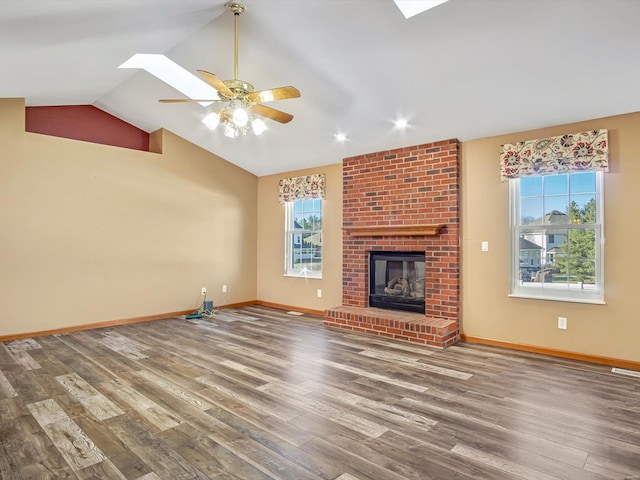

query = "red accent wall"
[[325, 139, 460, 348], [25, 105, 150, 151]]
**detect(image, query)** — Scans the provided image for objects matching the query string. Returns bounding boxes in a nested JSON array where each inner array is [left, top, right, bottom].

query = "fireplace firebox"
[[369, 251, 426, 314]]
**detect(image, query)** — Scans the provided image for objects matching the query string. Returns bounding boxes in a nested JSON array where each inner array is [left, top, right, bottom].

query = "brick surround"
[[324, 139, 460, 348]]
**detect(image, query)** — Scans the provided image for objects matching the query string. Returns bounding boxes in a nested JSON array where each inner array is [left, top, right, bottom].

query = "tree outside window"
[[554, 198, 596, 286]]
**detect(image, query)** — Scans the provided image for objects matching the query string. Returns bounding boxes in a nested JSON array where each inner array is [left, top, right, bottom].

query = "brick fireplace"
[[324, 139, 460, 348]]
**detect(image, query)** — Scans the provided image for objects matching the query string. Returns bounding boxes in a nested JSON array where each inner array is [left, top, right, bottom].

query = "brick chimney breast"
[[324, 139, 460, 348]]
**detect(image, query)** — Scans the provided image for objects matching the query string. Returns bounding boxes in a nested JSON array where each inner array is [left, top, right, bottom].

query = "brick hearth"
[[324, 139, 460, 348]]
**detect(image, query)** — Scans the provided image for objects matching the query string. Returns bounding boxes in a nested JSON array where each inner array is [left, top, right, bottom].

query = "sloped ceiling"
[[3, 0, 640, 176]]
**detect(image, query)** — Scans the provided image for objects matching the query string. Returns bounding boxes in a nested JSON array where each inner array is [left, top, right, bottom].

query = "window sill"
[[508, 293, 605, 305], [284, 273, 322, 280]]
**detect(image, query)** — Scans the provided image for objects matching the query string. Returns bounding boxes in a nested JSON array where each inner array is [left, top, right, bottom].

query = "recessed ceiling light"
[[335, 133, 347, 142], [119, 54, 219, 106], [393, 0, 449, 19], [394, 119, 409, 129]]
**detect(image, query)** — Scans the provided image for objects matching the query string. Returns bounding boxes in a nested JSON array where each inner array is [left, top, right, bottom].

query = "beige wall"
[[0, 98, 257, 337], [461, 111, 640, 362], [256, 164, 342, 312]]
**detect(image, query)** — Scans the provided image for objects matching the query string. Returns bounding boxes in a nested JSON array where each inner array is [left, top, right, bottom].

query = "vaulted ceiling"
[[3, 0, 640, 176]]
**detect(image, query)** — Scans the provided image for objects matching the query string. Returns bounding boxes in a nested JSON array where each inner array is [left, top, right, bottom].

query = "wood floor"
[[1, 306, 639, 480]]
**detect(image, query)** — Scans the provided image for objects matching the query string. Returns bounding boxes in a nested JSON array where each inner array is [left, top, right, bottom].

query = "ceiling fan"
[[159, 2, 300, 137]]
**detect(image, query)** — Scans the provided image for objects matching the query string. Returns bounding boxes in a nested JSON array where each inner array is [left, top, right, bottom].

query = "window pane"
[[570, 172, 595, 194], [302, 198, 313, 211], [290, 233, 304, 270], [548, 229, 569, 275], [544, 174, 568, 195], [521, 197, 542, 224], [521, 176, 542, 197], [569, 195, 596, 223], [296, 233, 322, 271], [573, 259, 596, 286], [543, 196, 569, 223], [550, 228, 596, 287], [518, 231, 544, 283]]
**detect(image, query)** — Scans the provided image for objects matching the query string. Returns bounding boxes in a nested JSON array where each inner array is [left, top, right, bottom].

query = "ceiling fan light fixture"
[[205, 104, 257, 137], [202, 112, 220, 130], [251, 118, 267, 135], [224, 123, 239, 138], [232, 107, 249, 127]]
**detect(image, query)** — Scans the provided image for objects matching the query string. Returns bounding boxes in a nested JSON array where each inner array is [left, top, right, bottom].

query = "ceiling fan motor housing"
[[227, 2, 245, 16], [221, 79, 254, 100]]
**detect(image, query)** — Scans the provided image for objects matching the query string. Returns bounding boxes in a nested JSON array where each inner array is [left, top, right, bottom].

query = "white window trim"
[[509, 172, 605, 304], [284, 200, 323, 279]]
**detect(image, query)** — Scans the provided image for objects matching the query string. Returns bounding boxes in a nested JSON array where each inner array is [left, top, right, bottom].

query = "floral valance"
[[500, 129, 608, 182], [278, 173, 326, 203]]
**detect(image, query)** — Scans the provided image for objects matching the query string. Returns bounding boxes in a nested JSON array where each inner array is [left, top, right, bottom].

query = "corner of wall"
[[0, 98, 26, 136], [149, 129, 164, 154]]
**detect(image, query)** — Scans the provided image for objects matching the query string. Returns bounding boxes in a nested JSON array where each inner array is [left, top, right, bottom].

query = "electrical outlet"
[[558, 317, 567, 330], [222, 285, 227, 293], [481, 241, 489, 252], [317, 289, 322, 298], [201, 287, 207, 296]]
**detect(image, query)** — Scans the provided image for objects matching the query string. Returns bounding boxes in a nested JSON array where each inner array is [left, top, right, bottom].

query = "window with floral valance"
[[500, 129, 608, 182], [503, 130, 607, 304], [278, 174, 325, 203], [280, 173, 325, 278]]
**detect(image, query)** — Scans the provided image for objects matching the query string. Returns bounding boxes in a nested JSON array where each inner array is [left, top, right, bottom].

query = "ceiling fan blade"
[[159, 99, 223, 103], [250, 104, 294, 124], [197, 70, 235, 98], [245, 86, 301, 104]]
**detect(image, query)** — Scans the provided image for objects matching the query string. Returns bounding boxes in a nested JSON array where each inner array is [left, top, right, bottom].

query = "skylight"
[[119, 54, 219, 106], [393, 0, 449, 19]]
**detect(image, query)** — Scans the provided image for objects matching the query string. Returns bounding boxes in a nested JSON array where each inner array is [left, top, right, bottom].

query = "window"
[[510, 171, 604, 303], [285, 198, 323, 277]]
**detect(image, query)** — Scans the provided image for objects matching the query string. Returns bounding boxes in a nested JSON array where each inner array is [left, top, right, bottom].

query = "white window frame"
[[284, 199, 323, 278], [509, 171, 604, 304]]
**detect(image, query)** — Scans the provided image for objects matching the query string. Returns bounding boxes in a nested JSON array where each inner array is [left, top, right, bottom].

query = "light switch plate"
[[481, 241, 489, 252]]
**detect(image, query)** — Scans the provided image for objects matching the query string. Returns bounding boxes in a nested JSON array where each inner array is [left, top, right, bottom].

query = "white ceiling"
[[3, 0, 640, 176]]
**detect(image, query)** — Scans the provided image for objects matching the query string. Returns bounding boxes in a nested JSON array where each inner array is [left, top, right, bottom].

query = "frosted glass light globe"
[[232, 108, 249, 127], [202, 112, 220, 130]]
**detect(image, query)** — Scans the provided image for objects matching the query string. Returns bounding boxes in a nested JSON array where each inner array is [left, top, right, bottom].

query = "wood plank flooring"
[[1, 305, 639, 479]]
